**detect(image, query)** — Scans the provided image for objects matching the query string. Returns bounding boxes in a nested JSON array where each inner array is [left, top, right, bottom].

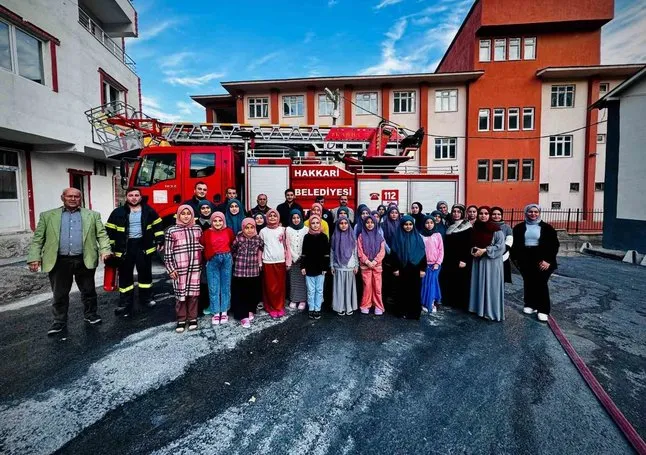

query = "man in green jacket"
[[27, 187, 112, 335]]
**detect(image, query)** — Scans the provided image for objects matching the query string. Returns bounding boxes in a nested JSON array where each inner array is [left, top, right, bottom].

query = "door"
[[133, 151, 180, 218], [248, 165, 290, 212], [68, 169, 92, 209], [184, 150, 218, 206], [0, 150, 25, 232]]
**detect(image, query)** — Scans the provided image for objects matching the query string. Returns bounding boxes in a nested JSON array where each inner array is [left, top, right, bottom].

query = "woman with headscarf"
[[330, 215, 359, 316], [430, 210, 447, 238], [337, 206, 353, 227], [380, 205, 401, 310], [511, 204, 560, 322], [468, 206, 505, 322], [231, 218, 264, 328], [197, 201, 213, 231], [305, 203, 330, 238], [439, 204, 473, 311], [301, 215, 329, 320], [225, 198, 245, 235], [420, 215, 444, 313], [410, 201, 425, 231], [381, 205, 400, 251], [286, 208, 308, 310], [165, 205, 203, 333], [357, 214, 386, 315], [466, 205, 478, 225], [436, 201, 450, 221], [353, 204, 372, 237], [253, 212, 267, 234], [201, 211, 235, 325], [491, 206, 514, 283], [376, 204, 387, 221], [259, 209, 292, 318], [389, 215, 427, 319]]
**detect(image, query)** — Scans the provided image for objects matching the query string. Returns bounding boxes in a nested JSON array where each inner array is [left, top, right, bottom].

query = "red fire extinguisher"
[[103, 264, 118, 292]]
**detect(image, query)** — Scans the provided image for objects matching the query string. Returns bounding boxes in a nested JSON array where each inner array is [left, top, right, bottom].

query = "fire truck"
[[86, 101, 459, 224]]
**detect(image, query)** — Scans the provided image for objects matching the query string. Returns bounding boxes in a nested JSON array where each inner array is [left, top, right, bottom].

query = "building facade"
[[0, 0, 139, 242], [193, 0, 642, 214]]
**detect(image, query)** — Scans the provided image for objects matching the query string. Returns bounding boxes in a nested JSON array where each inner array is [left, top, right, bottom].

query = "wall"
[[436, 1, 481, 73], [314, 90, 345, 126], [480, 0, 613, 27]]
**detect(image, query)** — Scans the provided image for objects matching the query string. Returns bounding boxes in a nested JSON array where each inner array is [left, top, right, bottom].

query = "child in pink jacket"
[[421, 215, 444, 313], [357, 214, 386, 315]]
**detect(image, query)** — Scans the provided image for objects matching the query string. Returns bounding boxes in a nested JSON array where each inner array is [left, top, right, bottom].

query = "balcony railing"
[[78, 7, 136, 73]]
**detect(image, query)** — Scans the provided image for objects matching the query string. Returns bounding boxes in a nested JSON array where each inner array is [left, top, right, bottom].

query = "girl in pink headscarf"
[[165, 205, 204, 333], [259, 209, 292, 318], [231, 218, 264, 328]]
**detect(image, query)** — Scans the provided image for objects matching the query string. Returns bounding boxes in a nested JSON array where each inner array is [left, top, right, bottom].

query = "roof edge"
[[590, 64, 646, 109]]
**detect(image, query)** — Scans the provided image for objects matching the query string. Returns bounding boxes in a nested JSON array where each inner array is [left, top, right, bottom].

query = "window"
[[508, 108, 519, 130], [597, 134, 606, 144], [435, 89, 458, 112], [549, 135, 573, 157], [283, 95, 304, 117], [507, 160, 519, 181], [318, 94, 335, 116], [522, 159, 534, 180], [93, 160, 107, 176], [393, 91, 415, 113], [477, 160, 489, 181], [356, 92, 377, 114], [539, 183, 549, 192], [103, 80, 124, 111], [135, 154, 177, 186], [493, 108, 505, 131], [551, 85, 575, 108], [492, 160, 504, 181], [522, 107, 534, 130], [524, 37, 536, 60], [0, 150, 19, 200], [479, 39, 491, 62], [509, 38, 521, 60], [570, 182, 580, 192], [494, 39, 506, 61], [478, 109, 490, 131], [248, 97, 269, 119], [189, 153, 215, 178], [595, 182, 605, 191], [0, 20, 45, 84], [551, 201, 561, 209], [599, 83, 609, 93], [434, 137, 457, 160]]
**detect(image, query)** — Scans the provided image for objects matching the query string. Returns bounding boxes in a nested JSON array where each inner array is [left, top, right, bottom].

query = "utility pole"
[[324, 87, 340, 125]]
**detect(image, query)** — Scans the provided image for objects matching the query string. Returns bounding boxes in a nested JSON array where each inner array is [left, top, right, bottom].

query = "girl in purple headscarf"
[[330, 215, 358, 316], [358, 214, 386, 315]]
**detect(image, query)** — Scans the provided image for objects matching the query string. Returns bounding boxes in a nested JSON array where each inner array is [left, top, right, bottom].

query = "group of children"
[[164, 199, 445, 332]]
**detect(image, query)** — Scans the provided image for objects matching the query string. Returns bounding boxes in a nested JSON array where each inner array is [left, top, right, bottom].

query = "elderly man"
[[249, 193, 271, 216], [27, 188, 112, 335]]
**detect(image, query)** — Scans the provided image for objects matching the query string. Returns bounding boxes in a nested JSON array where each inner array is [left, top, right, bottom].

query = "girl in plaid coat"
[[165, 205, 204, 333], [231, 218, 264, 328]]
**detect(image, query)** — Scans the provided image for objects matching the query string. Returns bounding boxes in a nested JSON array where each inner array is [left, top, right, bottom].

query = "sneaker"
[[202, 308, 213, 316], [313, 311, 321, 320], [374, 309, 384, 316], [114, 306, 130, 318], [257, 302, 264, 310], [277, 309, 285, 317], [248, 312, 255, 322], [308, 311, 315, 320], [241, 318, 251, 328], [523, 307, 537, 314], [188, 320, 198, 331], [337, 311, 346, 316], [47, 322, 66, 336], [211, 315, 221, 325], [346, 310, 353, 316], [289, 302, 297, 309], [220, 313, 229, 324], [431, 305, 438, 313], [145, 300, 157, 308], [298, 302, 306, 311], [537, 313, 549, 322], [360, 308, 370, 314], [84, 314, 102, 324], [175, 321, 186, 333], [269, 311, 278, 319], [421, 306, 429, 313]]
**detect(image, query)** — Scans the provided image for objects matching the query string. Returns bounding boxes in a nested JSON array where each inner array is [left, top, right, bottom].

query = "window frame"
[[0, 19, 45, 85], [539, 183, 549, 193], [433, 137, 457, 160], [508, 38, 521, 60], [355, 92, 378, 115], [522, 107, 535, 130], [434, 89, 458, 113], [522, 159, 534, 181], [477, 160, 489, 181], [282, 95, 304, 118], [569, 182, 580, 193], [189, 153, 216, 178], [494, 38, 506, 61], [595, 182, 605, 191], [493, 108, 505, 131], [549, 135, 573, 158], [318, 93, 335, 117], [393, 90, 416, 114], [492, 160, 504, 181], [599, 82, 609, 93], [524, 37, 536, 60], [596, 134, 606, 144], [479, 39, 491, 62], [507, 159, 519, 181], [508, 107, 520, 131], [248, 97, 269, 119], [551, 85, 576, 108], [478, 108, 490, 132], [134, 153, 177, 187]]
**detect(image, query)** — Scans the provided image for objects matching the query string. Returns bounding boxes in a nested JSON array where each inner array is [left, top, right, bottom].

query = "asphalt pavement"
[[0, 255, 643, 455]]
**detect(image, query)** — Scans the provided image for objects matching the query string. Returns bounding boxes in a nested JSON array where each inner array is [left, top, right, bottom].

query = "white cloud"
[[141, 95, 182, 123], [359, 19, 415, 74], [328, 0, 338, 6], [601, 2, 646, 64], [131, 20, 180, 45], [165, 72, 225, 87], [176, 100, 203, 116], [160, 51, 194, 68], [247, 52, 280, 71], [374, 0, 404, 10]]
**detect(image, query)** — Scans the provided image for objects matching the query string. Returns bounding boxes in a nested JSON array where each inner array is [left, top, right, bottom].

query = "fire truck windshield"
[[135, 154, 176, 187]]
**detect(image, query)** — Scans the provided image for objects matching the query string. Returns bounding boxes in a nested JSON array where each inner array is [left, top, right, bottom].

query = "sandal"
[[175, 321, 186, 333]]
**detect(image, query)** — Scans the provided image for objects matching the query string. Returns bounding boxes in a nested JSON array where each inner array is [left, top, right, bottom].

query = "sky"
[[126, 0, 646, 123]]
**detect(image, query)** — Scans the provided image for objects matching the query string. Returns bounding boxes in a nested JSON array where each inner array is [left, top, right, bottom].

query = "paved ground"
[[0, 255, 643, 455]]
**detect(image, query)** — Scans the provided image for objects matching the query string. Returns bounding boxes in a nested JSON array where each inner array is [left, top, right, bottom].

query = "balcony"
[[78, 8, 137, 74], [78, 0, 137, 37]]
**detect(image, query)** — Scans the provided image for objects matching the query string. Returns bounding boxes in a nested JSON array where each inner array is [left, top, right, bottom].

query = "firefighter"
[[183, 181, 212, 214], [106, 187, 164, 317]]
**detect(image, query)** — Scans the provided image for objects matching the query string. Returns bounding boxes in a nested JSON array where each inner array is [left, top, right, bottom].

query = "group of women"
[[164, 196, 560, 332]]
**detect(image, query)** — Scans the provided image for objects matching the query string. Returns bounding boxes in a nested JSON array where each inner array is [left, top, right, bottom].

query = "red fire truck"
[[87, 102, 459, 225]]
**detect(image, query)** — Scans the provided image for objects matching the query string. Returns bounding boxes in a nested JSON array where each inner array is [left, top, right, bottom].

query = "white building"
[[0, 0, 139, 249]]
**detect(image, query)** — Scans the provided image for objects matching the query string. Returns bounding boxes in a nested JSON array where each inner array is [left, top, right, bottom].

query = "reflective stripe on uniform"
[[154, 231, 164, 237], [138, 282, 153, 289], [109, 240, 115, 244], [114, 252, 123, 257], [105, 222, 126, 232], [145, 247, 157, 254], [147, 218, 163, 230], [119, 285, 134, 293]]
